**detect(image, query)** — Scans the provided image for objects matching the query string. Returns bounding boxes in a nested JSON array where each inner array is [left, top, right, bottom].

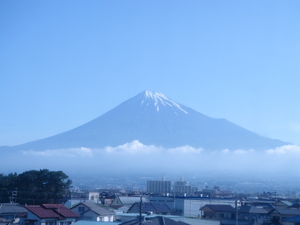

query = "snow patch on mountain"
[[142, 90, 188, 114]]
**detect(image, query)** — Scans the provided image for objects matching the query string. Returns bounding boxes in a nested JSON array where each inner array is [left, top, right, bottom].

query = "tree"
[[0, 169, 72, 204], [0, 172, 18, 202]]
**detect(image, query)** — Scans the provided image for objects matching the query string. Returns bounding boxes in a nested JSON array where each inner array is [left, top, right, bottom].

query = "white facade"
[[71, 203, 114, 222], [147, 180, 171, 195], [88, 192, 99, 203], [150, 196, 236, 217]]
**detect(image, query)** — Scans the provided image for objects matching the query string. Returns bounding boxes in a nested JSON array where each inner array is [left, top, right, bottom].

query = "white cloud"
[[233, 149, 255, 154], [167, 145, 203, 154], [104, 140, 162, 154], [6, 142, 300, 176], [266, 145, 300, 155], [21, 147, 93, 157], [103, 141, 204, 154], [221, 149, 230, 154]]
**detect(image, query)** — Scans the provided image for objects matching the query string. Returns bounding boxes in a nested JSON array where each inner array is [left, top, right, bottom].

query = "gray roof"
[[278, 201, 293, 207], [65, 200, 97, 208], [115, 214, 219, 225], [239, 205, 269, 214], [272, 208, 300, 215], [118, 197, 149, 205], [200, 204, 235, 213], [120, 216, 189, 225], [282, 215, 300, 222], [74, 202, 115, 216], [177, 217, 219, 225], [0, 203, 28, 214], [74, 221, 120, 225], [127, 203, 171, 214]]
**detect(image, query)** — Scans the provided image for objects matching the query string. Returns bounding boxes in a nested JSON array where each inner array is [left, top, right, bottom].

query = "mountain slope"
[[8, 91, 288, 151]]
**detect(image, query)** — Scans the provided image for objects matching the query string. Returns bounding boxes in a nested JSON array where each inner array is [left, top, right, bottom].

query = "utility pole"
[[235, 195, 238, 225], [139, 195, 142, 225]]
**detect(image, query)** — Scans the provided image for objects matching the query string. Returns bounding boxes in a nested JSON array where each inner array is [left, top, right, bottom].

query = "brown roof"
[[26, 204, 79, 220], [26, 205, 60, 219], [43, 204, 79, 218]]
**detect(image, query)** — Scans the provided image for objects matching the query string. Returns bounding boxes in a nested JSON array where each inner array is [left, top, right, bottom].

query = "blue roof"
[[282, 215, 300, 222], [127, 203, 171, 214], [74, 221, 120, 225]]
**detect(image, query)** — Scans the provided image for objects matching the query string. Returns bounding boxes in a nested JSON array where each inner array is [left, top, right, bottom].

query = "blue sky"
[[1, 0, 300, 147]]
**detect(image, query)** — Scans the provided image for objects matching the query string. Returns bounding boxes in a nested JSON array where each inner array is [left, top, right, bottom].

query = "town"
[[1, 171, 300, 225]]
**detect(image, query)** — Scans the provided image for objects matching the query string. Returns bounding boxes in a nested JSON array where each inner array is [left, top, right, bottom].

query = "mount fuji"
[[5, 91, 288, 151]]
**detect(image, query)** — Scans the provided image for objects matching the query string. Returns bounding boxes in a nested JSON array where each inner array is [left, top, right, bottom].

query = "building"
[[119, 216, 190, 225], [173, 178, 197, 196], [150, 196, 237, 217], [111, 196, 149, 208], [23, 204, 79, 225], [282, 215, 300, 225], [127, 202, 171, 215], [88, 192, 100, 203], [147, 178, 171, 195], [270, 208, 300, 224], [71, 202, 115, 222], [0, 203, 28, 225], [200, 204, 235, 220]]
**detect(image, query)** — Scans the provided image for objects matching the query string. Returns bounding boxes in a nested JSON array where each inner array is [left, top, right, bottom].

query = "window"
[[78, 207, 85, 212], [3, 215, 14, 221], [45, 220, 56, 225], [25, 220, 36, 225]]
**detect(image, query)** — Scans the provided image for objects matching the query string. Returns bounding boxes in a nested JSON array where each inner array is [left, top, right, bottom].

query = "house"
[[71, 202, 115, 222], [238, 205, 270, 224], [99, 191, 116, 206], [119, 216, 190, 225], [200, 204, 235, 220], [270, 208, 300, 224], [282, 215, 300, 225], [290, 203, 300, 209], [149, 196, 238, 217], [23, 204, 79, 225], [73, 221, 119, 225], [274, 201, 293, 208], [64, 191, 89, 209], [110, 196, 149, 208], [88, 193, 100, 203], [200, 204, 273, 225], [99, 189, 127, 207], [243, 199, 275, 209], [0, 203, 28, 224], [127, 202, 171, 215]]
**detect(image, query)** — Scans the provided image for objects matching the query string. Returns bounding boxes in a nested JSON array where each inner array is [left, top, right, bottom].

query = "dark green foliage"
[[0, 169, 71, 204]]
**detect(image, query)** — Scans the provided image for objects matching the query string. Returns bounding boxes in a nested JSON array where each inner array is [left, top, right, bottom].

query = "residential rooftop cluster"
[[1, 177, 300, 225]]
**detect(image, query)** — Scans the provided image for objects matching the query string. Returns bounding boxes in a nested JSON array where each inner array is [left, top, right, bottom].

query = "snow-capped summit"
[[8, 91, 288, 151], [140, 90, 188, 114]]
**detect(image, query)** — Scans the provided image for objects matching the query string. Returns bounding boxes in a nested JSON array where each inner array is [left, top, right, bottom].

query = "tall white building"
[[147, 177, 171, 195], [173, 177, 197, 196]]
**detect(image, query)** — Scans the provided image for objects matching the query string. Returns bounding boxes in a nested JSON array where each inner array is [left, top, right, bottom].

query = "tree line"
[[0, 169, 72, 205]]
